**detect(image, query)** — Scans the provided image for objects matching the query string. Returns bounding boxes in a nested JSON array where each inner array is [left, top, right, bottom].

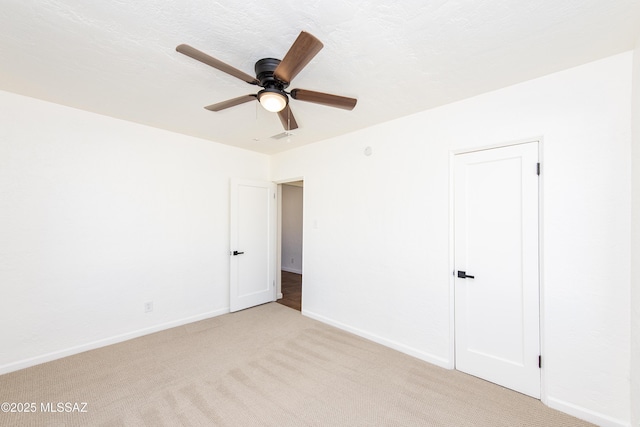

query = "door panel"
[[454, 142, 540, 398], [230, 179, 276, 312]]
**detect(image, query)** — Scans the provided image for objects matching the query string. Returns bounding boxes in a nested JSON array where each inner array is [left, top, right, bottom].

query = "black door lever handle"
[[232, 251, 244, 256], [457, 271, 475, 279]]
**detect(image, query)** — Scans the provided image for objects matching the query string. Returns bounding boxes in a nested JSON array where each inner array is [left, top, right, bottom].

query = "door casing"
[[275, 177, 305, 304]]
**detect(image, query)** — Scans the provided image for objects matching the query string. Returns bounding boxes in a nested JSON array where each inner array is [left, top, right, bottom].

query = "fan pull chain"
[[287, 108, 292, 142]]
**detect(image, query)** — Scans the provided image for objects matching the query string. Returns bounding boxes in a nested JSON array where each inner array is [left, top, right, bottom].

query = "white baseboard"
[[281, 267, 302, 275], [0, 308, 230, 376], [546, 397, 630, 427], [302, 309, 450, 369]]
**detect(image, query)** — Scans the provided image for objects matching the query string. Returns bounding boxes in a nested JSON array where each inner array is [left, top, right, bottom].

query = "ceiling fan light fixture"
[[258, 89, 288, 112]]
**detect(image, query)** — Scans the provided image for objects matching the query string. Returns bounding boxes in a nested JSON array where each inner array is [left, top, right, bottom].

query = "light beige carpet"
[[0, 303, 593, 426]]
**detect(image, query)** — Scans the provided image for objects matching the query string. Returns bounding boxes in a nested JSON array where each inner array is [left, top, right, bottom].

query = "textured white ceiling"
[[1, 0, 639, 154]]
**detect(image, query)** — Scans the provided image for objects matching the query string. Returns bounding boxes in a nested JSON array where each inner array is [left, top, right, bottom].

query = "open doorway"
[[277, 180, 303, 311]]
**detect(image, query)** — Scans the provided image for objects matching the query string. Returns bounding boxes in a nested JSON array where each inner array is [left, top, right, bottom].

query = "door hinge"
[[536, 163, 541, 176], [538, 355, 542, 368]]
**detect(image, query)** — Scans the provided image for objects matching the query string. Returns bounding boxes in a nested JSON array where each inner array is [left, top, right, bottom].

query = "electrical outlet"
[[144, 301, 153, 313], [291, 258, 294, 264]]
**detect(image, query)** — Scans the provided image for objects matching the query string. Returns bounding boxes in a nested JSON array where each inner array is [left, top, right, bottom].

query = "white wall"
[[271, 52, 633, 426], [0, 90, 269, 374], [281, 184, 303, 274], [631, 37, 640, 427]]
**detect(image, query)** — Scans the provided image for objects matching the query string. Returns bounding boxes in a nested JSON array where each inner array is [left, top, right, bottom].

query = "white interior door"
[[454, 142, 540, 398], [230, 179, 276, 312]]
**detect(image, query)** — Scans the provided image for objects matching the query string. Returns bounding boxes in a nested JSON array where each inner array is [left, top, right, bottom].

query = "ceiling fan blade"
[[176, 44, 259, 85], [273, 31, 323, 84], [277, 104, 299, 130], [204, 94, 257, 112], [290, 89, 357, 110]]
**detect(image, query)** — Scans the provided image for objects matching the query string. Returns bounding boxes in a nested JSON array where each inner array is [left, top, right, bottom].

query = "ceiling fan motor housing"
[[255, 58, 288, 90]]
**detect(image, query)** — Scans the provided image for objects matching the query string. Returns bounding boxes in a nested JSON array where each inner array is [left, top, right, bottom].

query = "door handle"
[[232, 251, 244, 256], [457, 270, 475, 279]]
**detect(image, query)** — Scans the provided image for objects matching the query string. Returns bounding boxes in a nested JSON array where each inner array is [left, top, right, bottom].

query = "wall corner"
[[630, 36, 640, 427]]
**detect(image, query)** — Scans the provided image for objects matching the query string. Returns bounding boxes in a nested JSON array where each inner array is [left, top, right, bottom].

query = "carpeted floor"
[[0, 303, 593, 426]]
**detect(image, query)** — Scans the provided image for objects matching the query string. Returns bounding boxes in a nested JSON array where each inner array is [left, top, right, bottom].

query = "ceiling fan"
[[176, 31, 357, 131]]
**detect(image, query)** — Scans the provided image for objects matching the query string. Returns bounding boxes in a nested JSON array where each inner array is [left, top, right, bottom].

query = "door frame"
[[448, 137, 546, 403], [275, 176, 305, 302]]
